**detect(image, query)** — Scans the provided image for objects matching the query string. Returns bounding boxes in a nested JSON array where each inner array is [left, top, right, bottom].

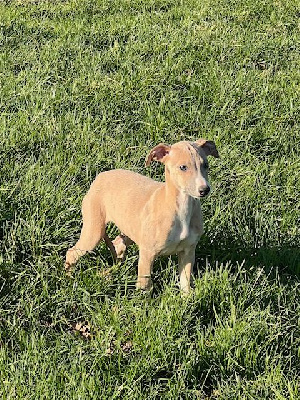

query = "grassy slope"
[[0, 0, 299, 398]]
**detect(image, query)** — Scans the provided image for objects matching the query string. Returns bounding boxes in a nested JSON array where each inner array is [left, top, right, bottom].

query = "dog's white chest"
[[160, 196, 201, 255]]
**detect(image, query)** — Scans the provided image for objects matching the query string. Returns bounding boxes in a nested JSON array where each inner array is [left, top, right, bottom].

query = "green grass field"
[[0, 0, 299, 398]]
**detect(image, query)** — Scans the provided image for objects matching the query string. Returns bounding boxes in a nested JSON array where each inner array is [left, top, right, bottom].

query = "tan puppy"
[[65, 139, 219, 294]]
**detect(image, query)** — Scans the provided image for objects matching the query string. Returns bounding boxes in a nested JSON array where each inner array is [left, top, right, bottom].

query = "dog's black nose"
[[199, 186, 210, 197]]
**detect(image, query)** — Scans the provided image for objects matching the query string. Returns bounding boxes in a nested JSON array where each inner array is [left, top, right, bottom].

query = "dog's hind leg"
[[112, 234, 133, 262], [103, 233, 117, 263], [65, 193, 106, 272]]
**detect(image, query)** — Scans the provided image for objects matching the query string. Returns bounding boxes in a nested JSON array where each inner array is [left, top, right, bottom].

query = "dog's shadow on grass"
[[194, 236, 300, 278]]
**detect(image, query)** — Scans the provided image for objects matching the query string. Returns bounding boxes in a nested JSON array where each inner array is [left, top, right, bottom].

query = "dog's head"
[[146, 139, 219, 199]]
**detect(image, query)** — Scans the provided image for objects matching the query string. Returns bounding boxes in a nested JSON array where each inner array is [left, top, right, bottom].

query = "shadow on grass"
[[195, 236, 300, 277]]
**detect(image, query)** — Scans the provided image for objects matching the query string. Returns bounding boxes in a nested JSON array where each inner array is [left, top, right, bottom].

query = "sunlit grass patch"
[[0, 0, 299, 398]]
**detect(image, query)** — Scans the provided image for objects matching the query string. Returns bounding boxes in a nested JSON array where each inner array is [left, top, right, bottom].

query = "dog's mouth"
[[190, 193, 205, 200]]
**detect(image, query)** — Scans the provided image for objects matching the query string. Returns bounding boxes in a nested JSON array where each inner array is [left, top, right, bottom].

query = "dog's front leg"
[[178, 246, 196, 295], [136, 249, 155, 291]]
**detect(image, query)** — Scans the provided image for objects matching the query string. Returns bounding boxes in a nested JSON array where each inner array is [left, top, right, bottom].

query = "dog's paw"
[[180, 288, 194, 298], [136, 276, 153, 292], [64, 262, 74, 277]]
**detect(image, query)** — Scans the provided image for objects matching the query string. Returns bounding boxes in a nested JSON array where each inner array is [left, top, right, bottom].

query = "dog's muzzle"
[[199, 186, 210, 197]]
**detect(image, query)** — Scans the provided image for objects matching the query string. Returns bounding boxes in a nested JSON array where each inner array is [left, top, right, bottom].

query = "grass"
[[0, 0, 299, 398]]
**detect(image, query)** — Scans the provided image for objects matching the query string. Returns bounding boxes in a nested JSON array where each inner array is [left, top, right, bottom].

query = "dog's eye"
[[179, 165, 188, 171]]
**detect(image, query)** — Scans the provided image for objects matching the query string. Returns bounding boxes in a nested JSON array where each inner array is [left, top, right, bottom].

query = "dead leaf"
[[70, 321, 91, 339], [121, 341, 133, 353], [98, 268, 112, 280]]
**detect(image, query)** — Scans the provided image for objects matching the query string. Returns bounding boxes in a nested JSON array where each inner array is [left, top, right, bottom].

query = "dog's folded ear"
[[194, 139, 220, 158], [145, 144, 171, 166]]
